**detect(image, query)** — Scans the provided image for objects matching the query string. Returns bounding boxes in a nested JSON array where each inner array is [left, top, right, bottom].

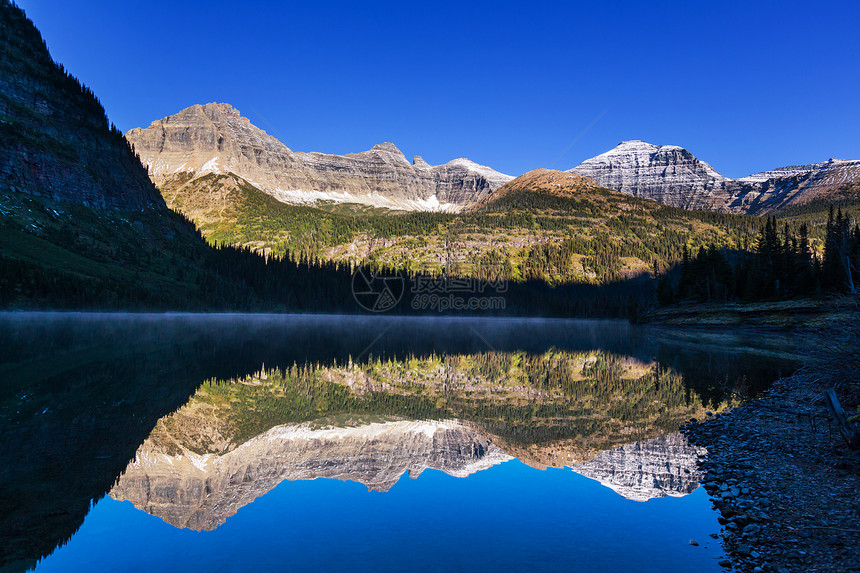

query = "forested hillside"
[[158, 169, 772, 285]]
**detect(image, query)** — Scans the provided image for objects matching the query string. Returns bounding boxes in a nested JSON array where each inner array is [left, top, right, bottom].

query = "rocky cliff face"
[[570, 141, 728, 209], [0, 2, 162, 210], [572, 433, 704, 502], [727, 158, 860, 213], [125, 103, 513, 212], [570, 141, 860, 214], [110, 419, 511, 530]]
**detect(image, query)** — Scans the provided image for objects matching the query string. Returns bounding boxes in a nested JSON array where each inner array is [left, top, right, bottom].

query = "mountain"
[[125, 103, 513, 212], [109, 418, 703, 531], [471, 168, 629, 212], [0, 5, 161, 211], [110, 422, 704, 531], [0, 2, 395, 313], [0, 0, 216, 308], [457, 168, 758, 283], [153, 166, 760, 287], [569, 141, 727, 210], [105, 347, 722, 531], [0, 2, 372, 313], [570, 140, 860, 214], [735, 161, 860, 214]]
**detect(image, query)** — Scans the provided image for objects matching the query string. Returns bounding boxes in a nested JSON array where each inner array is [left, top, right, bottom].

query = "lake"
[[0, 313, 802, 572]]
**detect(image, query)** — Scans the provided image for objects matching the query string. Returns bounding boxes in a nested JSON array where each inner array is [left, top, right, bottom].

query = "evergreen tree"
[[822, 206, 841, 289]]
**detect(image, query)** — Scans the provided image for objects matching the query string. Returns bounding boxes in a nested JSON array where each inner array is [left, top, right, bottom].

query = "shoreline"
[[681, 370, 859, 572], [641, 298, 858, 331]]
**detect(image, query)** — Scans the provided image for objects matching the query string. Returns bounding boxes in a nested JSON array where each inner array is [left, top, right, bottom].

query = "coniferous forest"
[[1, 181, 857, 317], [662, 207, 859, 305]]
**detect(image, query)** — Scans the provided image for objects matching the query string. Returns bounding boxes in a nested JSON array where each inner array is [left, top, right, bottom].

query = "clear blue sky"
[[16, 0, 860, 178]]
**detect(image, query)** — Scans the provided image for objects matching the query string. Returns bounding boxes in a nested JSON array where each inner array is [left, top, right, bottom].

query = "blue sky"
[[16, 0, 860, 178]]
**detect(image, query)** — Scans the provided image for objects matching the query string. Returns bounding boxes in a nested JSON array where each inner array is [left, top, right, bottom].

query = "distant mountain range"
[[125, 103, 513, 213], [569, 140, 860, 215], [127, 105, 859, 215]]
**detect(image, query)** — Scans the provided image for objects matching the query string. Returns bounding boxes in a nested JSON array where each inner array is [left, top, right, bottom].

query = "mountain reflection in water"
[[0, 313, 801, 572], [110, 351, 722, 531]]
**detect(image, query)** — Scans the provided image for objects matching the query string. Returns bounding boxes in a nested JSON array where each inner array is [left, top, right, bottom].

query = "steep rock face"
[[572, 433, 704, 501], [126, 103, 513, 212], [0, 2, 162, 210], [570, 141, 727, 209], [110, 420, 510, 530], [728, 159, 860, 213], [570, 141, 860, 214]]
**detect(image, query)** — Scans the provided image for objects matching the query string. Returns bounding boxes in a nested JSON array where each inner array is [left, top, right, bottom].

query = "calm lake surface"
[[0, 313, 803, 572]]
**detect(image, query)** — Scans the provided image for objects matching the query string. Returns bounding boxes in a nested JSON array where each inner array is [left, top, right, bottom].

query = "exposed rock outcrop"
[[570, 140, 860, 214], [125, 103, 513, 212]]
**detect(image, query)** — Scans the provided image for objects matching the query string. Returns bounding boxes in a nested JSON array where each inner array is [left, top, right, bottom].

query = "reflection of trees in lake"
[[176, 350, 729, 458], [110, 351, 723, 532]]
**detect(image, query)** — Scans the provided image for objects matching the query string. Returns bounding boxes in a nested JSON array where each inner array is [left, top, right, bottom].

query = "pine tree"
[[822, 205, 841, 289]]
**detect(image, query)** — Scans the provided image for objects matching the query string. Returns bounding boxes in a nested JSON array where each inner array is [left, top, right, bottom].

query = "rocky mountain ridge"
[[127, 105, 858, 216], [569, 140, 860, 214], [125, 103, 513, 212]]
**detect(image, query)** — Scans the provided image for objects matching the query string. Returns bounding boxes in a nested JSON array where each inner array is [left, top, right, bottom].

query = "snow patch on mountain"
[[198, 156, 221, 176], [445, 158, 515, 189], [271, 188, 459, 212]]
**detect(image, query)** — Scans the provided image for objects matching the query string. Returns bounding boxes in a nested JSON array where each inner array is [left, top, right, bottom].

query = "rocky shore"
[[682, 372, 860, 572], [641, 299, 856, 330]]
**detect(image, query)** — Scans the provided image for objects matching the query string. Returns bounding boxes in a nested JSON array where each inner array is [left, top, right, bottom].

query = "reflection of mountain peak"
[[109, 348, 718, 530], [111, 415, 705, 532], [110, 420, 510, 531], [572, 433, 704, 501]]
